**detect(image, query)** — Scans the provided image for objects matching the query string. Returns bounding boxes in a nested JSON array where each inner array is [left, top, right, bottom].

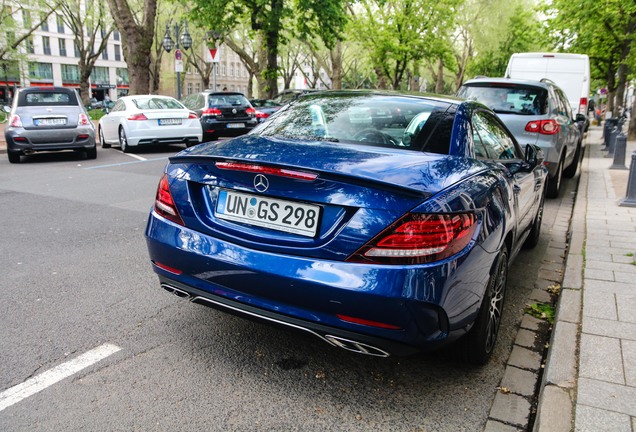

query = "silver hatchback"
[[458, 78, 583, 197], [4, 87, 96, 163]]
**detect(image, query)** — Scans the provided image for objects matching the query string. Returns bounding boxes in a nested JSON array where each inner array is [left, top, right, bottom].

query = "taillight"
[[347, 213, 477, 265], [337, 314, 401, 330], [215, 161, 318, 181], [188, 112, 198, 119], [255, 110, 269, 119], [78, 113, 91, 125], [9, 115, 23, 128], [525, 119, 560, 135], [154, 174, 184, 226], [202, 108, 222, 116], [579, 97, 588, 114], [128, 113, 148, 121], [246, 107, 256, 116]]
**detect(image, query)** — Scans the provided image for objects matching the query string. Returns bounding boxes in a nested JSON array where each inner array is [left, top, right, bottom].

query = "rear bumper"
[[126, 127, 202, 147], [145, 211, 494, 355], [5, 127, 96, 153]]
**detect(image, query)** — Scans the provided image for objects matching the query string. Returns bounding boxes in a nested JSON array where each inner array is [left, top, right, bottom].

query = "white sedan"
[[98, 95, 203, 152]]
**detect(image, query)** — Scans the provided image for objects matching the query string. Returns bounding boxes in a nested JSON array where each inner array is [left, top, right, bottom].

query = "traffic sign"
[[175, 49, 182, 61], [207, 48, 220, 63]]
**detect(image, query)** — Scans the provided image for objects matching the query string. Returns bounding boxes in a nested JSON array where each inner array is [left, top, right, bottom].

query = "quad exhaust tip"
[[159, 283, 390, 357]]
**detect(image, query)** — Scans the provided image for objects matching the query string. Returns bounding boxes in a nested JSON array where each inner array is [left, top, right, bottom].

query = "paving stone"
[[612, 254, 636, 264], [562, 254, 583, 289], [529, 288, 553, 304], [584, 268, 615, 281], [484, 420, 523, 432], [621, 339, 636, 387], [574, 405, 632, 432], [515, 328, 539, 350], [519, 314, 543, 332], [533, 385, 573, 432], [500, 366, 538, 397], [489, 392, 531, 428], [583, 290, 618, 320], [582, 316, 636, 341], [556, 288, 581, 323], [616, 294, 636, 323], [579, 334, 625, 384], [544, 321, 578, 388], [614, 271, 636, 284], [508, 345, 542, 371], [538, 268, 563, 282], [582, 279, 634, 294], [586, 260, 636, 274], [577, 377, 636, 417]]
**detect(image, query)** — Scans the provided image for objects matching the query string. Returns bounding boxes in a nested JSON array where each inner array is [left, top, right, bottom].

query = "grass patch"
[[88, 109, 107, 121], [525, 303, 555, 324]]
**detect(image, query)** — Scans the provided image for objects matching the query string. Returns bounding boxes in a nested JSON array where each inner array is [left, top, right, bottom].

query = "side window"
[[555, 89, 572, 119], [471, 121, 490, 159], [181, 95, 192, 109], [112, 100, 125, 112], [473, 112, 521, 160]]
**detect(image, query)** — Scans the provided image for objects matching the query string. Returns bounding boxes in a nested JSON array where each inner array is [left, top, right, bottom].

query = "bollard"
[[604, 118, 620, 149], [605, 126, 619, 157], [610, 133, 628, 169], [620, 151, 636, 207]]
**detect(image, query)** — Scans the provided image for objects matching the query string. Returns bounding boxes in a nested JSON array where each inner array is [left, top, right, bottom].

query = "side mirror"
[[524, 144, 544, 168], [2, 105, 10, 113], [575, 113, 586, 123]]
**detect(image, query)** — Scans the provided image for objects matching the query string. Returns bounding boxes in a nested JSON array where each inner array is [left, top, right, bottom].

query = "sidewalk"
[[534, 125, 636, 431]]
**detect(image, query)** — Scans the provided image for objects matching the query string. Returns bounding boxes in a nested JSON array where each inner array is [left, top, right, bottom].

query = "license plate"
[[214, 189, 320, 237], [226, 123, 245, 129], [158, 118, 182, 125], [35, 118, 66, 126]]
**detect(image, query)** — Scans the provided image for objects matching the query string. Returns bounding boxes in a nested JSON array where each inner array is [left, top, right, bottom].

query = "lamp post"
[[162, 21, 193, 100]]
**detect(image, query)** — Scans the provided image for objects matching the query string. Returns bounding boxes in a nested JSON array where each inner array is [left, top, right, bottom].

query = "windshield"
[[132, 97, 184, 110], [252, 93, 455, 154], [458, 84, 548, 115]]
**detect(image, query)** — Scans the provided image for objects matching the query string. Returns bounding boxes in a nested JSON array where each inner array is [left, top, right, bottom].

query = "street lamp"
[[162, 20, 193, 100]]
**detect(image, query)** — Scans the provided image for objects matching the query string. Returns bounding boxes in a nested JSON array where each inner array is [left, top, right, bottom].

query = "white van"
[[505, 53, 590, 116]]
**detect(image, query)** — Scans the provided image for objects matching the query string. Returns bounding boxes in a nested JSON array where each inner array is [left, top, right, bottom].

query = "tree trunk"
[[615, 63, 628, 112], [435, 59, 444, 94], [629, 95, 636, 140], [330, 41, 343, 90], [106, 0, 157, 95]]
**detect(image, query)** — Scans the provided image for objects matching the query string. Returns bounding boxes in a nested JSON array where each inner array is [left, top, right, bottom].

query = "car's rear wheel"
[[563, 141, 582, 178], [457, 247, 508, 365], [99, 127, 110, 149], [546, 157, 563, 198], [119, 127, 130, 153], [7, 152, 20, 164]]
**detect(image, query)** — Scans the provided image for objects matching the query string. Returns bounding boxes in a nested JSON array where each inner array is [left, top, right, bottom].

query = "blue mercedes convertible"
[[145, 91, 547, 365]]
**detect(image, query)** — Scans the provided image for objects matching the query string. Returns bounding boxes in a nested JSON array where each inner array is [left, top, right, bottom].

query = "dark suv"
[[458, 77, 584, 198], [181, 91, 257, 142]]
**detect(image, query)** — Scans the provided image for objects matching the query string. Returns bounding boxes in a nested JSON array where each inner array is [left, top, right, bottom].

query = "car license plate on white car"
[[35, 118, 66, 126], [158, 118, 182, 125], [214, 189, 320, 237], [226, 123, 245, 129]]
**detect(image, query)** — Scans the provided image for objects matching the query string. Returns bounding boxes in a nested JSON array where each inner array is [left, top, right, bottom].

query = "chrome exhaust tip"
[[324, 335, 390, 357], [161, 283, 191, 299]]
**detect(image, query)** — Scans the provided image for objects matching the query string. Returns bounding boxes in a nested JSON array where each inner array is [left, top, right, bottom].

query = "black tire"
[[7, 152, 20, 164], [524, 187, 546, 249], [86, 146, 97, 160], [563, 141, 582, 178], [457, 248, 508, 365], [99, 127, 110, 148], [119, 127, 130, 153], [546, 157, 563, 198]]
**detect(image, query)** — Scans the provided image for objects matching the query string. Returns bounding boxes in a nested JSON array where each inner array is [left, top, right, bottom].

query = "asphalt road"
[[0, 145, 574, 431]]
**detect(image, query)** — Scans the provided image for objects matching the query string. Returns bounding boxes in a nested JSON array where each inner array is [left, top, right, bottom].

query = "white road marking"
[[121, 151, 147, 161], [0, 343, 121, 412]]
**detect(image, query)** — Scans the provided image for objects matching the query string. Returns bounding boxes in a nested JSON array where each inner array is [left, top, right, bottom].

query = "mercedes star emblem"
[[254, 174, 269, 193], [232, 108, 237, 114]]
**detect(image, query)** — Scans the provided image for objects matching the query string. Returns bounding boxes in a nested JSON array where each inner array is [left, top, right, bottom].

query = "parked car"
[[5, 86, 97, 163], [145, 91, 548, 365], [249, 99, 283, 123], [98, 95, 202, 153], [181, 91, 258, 142], [270, 89, 319, 106], [457, 77, 583, 198]]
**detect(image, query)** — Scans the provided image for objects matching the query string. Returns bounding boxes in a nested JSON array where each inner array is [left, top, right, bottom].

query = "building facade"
[[1, 9, 128, 104]]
